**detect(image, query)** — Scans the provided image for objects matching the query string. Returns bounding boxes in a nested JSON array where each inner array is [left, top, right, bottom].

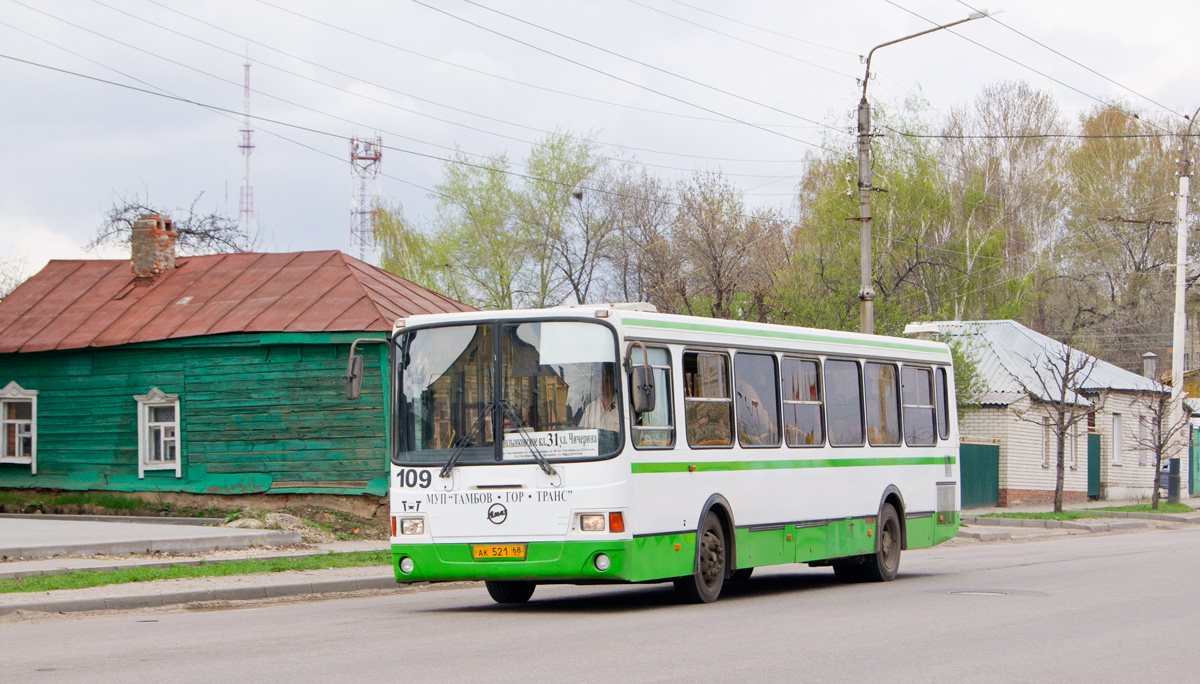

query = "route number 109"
[[395, 468, 432, 488]]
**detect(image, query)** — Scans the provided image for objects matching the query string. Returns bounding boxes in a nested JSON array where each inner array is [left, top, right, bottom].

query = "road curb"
[[0, 513, 224, 526], [956, 529, 1011, 541], [0, 575, 400, 616]]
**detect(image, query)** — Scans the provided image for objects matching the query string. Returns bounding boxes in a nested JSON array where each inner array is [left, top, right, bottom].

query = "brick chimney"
[[131, 213, 177, 280]]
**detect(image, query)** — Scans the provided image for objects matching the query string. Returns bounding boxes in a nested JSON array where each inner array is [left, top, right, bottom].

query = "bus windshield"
[[395, 320, 621, 465]]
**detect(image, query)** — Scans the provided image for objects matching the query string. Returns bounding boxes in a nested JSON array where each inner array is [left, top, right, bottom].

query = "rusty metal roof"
[[0, 251, 473, 353]]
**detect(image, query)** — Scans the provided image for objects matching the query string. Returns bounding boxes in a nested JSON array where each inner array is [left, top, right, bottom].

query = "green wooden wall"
[[0, 332, 391, 496]]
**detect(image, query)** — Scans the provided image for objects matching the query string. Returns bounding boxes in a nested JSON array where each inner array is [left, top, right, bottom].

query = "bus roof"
[[394, 304, 951, 362]]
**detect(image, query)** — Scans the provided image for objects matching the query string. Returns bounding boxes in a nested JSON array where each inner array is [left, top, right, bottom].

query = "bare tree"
[[1013, 342, 1103, 512], [89, 192, 252, 255], [1129, 389, 1190, 509], [0, 257, 29, 300]]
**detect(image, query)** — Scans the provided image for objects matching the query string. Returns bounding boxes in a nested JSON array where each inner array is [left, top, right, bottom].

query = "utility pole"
[[856, 11, 987, 334], [1169, 108, 1199, 494]]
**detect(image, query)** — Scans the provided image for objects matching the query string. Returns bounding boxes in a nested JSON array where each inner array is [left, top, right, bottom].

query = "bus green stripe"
[[621, 316, 945, 355], [631, 456, 955, 474]]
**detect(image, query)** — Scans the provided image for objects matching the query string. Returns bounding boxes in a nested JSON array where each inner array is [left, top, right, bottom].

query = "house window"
[[1, 381, 37, 474], [1042, 417, 1052, 468], [1138, 415, 1147, 467], [1111, 413, 1123, 465], [135, 388, 181, 478]]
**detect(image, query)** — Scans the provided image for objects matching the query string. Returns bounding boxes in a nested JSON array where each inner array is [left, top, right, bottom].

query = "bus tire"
[[674, 511, 726, 603], [485, 580, 536, 604], [862, 503, 902, 582]]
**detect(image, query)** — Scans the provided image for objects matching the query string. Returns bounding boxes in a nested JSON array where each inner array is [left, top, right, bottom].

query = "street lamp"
[[856, 11, 989, 334]]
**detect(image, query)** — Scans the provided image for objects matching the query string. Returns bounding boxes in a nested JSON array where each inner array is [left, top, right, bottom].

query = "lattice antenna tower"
[[237, 59, 256, 245], [350, 135, 382, 264]]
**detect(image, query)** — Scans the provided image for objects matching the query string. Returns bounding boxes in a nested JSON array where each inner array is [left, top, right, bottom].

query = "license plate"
[[472, 544, 527, 560]]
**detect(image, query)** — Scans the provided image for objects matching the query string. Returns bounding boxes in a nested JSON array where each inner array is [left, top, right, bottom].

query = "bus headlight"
[[399, 557, 414, 574], [594, 554, 611, 572], [580, 514, 605, 532], [400, 518, 424, 535]]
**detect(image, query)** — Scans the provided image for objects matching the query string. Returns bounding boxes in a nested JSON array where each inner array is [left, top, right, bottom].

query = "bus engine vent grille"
[[936, 483, 956, 524]]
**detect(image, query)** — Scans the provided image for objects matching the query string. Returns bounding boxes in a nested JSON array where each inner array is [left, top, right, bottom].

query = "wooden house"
[[0, 214, 471, 500]]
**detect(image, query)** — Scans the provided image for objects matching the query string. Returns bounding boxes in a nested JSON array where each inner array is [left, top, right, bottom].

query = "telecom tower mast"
[[350, 135, 382, 264], [237, 60, 256, 244]]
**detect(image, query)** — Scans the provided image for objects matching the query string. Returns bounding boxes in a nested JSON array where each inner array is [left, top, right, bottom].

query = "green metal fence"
[[960, 442, 1000, 508]]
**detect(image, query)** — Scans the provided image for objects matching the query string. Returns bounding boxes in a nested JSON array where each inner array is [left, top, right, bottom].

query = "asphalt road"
[[5, 528, 1197, 683]]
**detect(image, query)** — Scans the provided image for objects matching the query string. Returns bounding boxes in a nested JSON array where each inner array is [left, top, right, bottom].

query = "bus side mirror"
[[344, 355, 364, 401], [630, 365, 655, 414]]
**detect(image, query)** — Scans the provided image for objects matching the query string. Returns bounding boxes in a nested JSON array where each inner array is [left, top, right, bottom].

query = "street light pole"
[[856, 11, 988, 334]]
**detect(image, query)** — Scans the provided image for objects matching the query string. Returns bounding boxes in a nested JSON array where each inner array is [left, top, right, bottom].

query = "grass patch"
[[0, 550, 392, 594], [1094, 502, 1195, 514], [977, 511, 1099, 521]]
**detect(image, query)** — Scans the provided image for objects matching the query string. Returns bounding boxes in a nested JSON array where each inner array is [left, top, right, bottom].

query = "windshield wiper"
[[439, 401, 497, 479], [498, 400, 557, 476]]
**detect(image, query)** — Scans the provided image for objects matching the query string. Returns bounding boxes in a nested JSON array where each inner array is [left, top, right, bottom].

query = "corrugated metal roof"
[[0, 251, 473, 353], [907, 320, 1166, 404]]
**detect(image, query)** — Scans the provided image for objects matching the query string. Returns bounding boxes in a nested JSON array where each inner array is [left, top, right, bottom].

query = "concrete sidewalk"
[[0, 515, 394, 616], [956, 496, 1200, 542], [0, 516, 302, 561]]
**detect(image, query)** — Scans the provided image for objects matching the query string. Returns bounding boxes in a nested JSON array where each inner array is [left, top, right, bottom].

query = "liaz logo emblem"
[[487, 503, 508, 525]]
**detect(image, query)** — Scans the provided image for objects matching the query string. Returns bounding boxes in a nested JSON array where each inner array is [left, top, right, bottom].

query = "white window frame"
[[135, 388, 181, 478], [1111, 413, 1123, 466], [1, 381, 37, 474], [1041, 417, 1052, 468], [1138, 415, 1147, 467]]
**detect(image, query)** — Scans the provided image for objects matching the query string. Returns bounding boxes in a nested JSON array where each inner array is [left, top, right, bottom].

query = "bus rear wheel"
[[674, 511, 726, 603], [485, 580, 536, 604], [862, 503, 901, 582]]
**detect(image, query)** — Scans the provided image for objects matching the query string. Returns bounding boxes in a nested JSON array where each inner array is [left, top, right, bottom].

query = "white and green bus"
[[347, 304, 960, 604]]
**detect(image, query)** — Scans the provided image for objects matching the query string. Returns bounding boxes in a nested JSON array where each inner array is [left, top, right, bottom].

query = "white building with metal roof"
[[905, 320, 1187, 506]]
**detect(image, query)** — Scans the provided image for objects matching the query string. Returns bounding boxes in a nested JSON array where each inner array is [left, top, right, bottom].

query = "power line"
[[954, 0, 1187, 122], [624, 0, 855, 80], [879, 124, 1197, 140], [412, 0, 845, 153], [660, 0, 857, 56], [247, 0, 816, 131], [881, 0, 1173, 135], [1, 50, 1052, 270], [134, 0, 812, 169]]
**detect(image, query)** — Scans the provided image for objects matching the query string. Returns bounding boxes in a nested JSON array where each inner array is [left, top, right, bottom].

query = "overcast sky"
[[2, 0, 1198, 281]]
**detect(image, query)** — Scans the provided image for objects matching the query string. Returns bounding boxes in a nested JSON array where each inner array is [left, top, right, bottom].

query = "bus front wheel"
[[674, 511, 726, 603], [485, 580, 536, 604]]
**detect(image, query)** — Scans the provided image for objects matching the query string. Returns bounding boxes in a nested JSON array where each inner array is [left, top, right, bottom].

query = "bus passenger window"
[[936, 367, 950, 440], [865, 363, 901, 446], [683, 351, 733, 448], [901, 366, 936, 446], [824, 360, 863, 446], [735, 353, 780, 447], [629, 345, 675, 448], [782, 358, 824, 447]]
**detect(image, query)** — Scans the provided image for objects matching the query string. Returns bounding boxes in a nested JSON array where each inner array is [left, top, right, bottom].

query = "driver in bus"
[[580, 364, 619, 432]]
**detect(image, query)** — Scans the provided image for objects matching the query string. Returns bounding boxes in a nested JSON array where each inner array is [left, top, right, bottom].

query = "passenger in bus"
[[580, 365, 619, 432]]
